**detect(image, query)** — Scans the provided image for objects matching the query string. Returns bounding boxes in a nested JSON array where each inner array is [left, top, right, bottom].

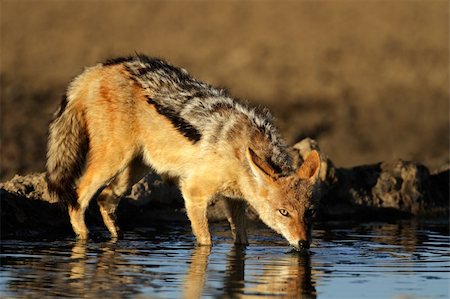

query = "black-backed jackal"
[[46, 55, 321, 250]]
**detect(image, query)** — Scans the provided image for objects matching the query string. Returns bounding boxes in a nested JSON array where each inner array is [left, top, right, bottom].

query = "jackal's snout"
[[298, 240, 310, 250], [290, 239, 310, 252], [286, 220, 312, 251]]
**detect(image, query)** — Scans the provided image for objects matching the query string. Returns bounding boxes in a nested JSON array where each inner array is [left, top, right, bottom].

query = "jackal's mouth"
[[289, 240, 310, 252], [288, 245, 310, 255]]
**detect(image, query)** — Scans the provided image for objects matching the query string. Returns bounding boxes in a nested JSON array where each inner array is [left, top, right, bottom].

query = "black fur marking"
[[103, 56, 136, 66], [147, 97, 201, 143], [137, 67, 148, 76], [53, 94, 69, 120], [46, 174, 79, 209], [135, 55, 192, 81], [110, 54, 227, 105], [186, 91, 210, 100], [110, 54, 191, 84], [125, 54, 221, 97], [209, 101, 234, 114], [266, 157, 284, 175]]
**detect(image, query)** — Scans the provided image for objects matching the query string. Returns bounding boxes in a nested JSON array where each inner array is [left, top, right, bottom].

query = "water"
[[1, 220, 449, 298]]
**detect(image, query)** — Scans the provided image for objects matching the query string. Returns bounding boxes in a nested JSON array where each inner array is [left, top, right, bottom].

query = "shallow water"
[[1, 220, 449, 298]]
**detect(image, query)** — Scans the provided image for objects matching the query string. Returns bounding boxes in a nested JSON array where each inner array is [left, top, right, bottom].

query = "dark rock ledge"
[[1, 139, 448, 239]]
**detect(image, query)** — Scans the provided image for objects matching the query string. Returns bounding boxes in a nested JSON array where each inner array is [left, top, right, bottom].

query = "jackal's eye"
[[305, 208, 317, 218], [279, 209, 289, 217]]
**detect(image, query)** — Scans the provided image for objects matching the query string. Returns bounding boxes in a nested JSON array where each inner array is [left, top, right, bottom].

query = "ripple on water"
[[0, 220, 449, 298]]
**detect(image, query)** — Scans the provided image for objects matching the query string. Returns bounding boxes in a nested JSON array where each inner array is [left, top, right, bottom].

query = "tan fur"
[[46, 56, 322, 249]]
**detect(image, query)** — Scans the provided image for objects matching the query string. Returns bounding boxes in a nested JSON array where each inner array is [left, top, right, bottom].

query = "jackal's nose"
[[298, 240, 310, 249]]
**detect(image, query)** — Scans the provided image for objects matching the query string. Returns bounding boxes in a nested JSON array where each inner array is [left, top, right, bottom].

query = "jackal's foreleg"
[[224, 198, 248, 245], [181, 182, 212, 246]]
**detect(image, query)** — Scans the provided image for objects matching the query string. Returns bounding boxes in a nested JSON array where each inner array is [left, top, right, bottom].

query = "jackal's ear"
[[246, 148, 277, 182], [297, 150, 321, 183]]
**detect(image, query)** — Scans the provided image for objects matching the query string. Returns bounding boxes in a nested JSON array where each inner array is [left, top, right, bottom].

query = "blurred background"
[[1, 0, 448, 181]]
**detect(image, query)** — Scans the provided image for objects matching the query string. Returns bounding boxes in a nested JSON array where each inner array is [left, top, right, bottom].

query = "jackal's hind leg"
[[68, 205, 89, 240], [97, 193, 123, 239], [97, 190, 122, 239], [224, 198, 248, 245], [71, 157, 130, 240], [97, 167, 130, 239], [97, 156, 149, 239]]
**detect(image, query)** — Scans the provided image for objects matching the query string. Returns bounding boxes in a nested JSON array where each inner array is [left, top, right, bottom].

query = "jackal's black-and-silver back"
[[106, 55, 292, 174]]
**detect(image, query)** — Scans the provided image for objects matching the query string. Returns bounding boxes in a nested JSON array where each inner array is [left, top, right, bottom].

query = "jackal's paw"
[[233, 240, 249, 246], [233, 233, 249, 246], [111, 230, 124, 240], [75, 231, 89, 240], [196, 238, 212, 246]]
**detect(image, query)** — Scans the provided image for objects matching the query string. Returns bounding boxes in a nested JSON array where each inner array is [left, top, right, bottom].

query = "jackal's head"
[[245, 148, 321, 251]]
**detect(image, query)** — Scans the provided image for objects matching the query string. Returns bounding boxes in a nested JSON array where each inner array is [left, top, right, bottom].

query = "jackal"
[[46, 54, 321, 249]]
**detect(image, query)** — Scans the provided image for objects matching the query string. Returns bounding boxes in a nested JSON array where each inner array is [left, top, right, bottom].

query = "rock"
[[373, 160, 429, 212], [333, 163, 446, 219], [290, 138, 448, 219], [0, 173, 51, 202], [0, 188, 71, 238]]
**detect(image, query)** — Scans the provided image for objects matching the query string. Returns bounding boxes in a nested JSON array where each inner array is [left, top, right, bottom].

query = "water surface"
[[1, 220, 449, 298]]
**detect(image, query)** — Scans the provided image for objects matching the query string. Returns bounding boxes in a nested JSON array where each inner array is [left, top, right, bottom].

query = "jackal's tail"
[[46, 95, 88, 208]]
